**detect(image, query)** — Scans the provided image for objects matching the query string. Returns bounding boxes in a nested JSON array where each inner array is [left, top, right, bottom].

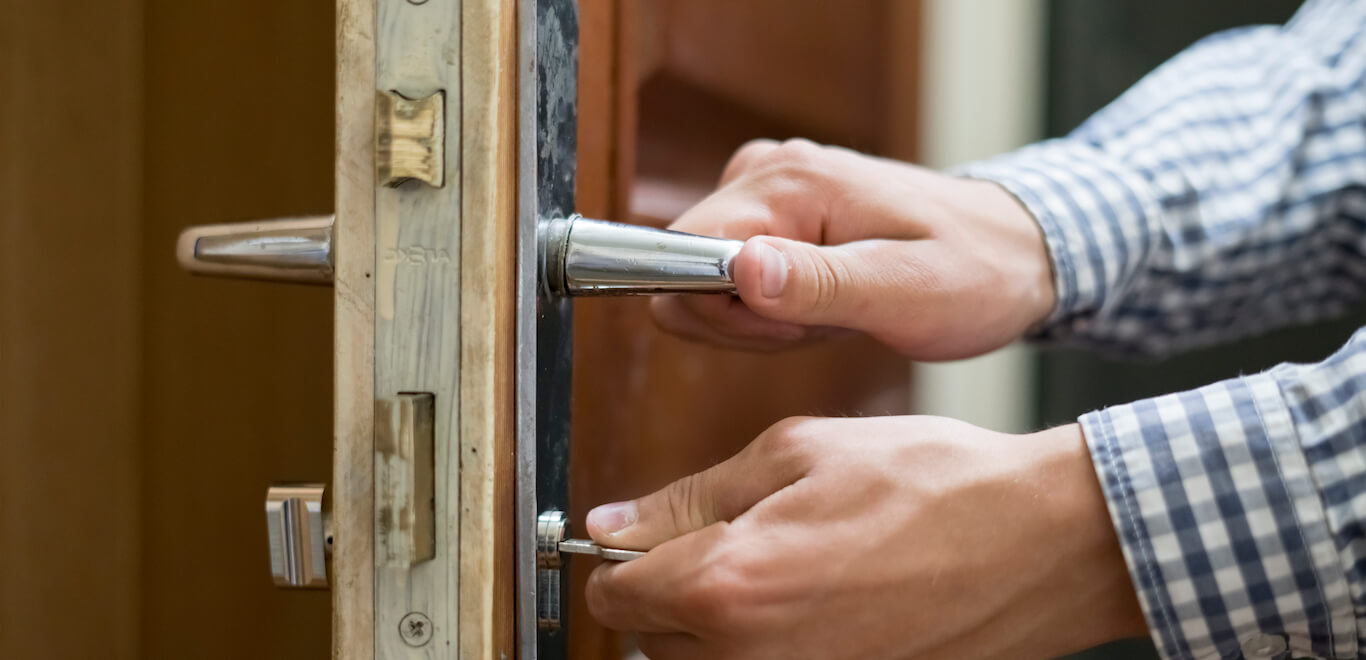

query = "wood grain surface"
[[570, 3, 918, 658]]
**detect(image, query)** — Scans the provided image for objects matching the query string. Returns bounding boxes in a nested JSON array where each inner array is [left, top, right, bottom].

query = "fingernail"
[[588, 501, 638, 535], [759, 242, 788, 298]]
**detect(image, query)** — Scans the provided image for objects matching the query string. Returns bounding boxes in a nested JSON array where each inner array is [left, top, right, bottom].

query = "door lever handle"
[[540, 215, 741, 296], [176, 215, 334, 284], [176, 213, 741, 295]]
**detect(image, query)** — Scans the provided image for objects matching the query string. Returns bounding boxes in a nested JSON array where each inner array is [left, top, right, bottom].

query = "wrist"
[[971, 178, 1058, 331], [1031, 424, 1149, 649]]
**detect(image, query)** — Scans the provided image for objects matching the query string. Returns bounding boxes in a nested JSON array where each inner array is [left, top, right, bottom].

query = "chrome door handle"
[[540, 215, 740, 296], [176, 215, 333, 284], [176, 214, 740, 294]]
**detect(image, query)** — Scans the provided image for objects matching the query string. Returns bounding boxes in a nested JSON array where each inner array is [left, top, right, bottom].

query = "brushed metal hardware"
[[541, 215, 743, 296], [376, 393, 436, 565], [398, 612, 434, 647], [535, 510, 569, 630], [376, 90, 445, 188], [176, 212, 744, 297], [557, 538, 646, 562], [265, 484, 330, 588], [176, 215, 333, 284], [532, 509, 645, 631], [536, 510, 569, 570]]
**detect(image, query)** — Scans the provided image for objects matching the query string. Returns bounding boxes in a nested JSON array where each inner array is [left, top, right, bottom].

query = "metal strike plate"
[[376, 90, 446, 188], [517, 0, 579, 656], [265, 484, 330, 588]]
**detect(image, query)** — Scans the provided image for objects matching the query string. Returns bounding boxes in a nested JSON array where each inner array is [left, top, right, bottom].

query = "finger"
[[586, 521, 734, 634], [665, 184, 778, 240], [585, 559, 688, 633], [637, 633, 704, 660], [719, 138, 780, 186], [649, 295, 809, 351], [586, 418, 817, 550], [731, 235, 938, 332]]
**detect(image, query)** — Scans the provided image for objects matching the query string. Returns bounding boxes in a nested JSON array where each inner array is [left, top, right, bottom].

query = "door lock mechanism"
[[535, 510, 568, 630], [534, 509, 646, 631], [177, 214, 741, 295], [176, 215, 333, 284], [265, 484, 330, 589]]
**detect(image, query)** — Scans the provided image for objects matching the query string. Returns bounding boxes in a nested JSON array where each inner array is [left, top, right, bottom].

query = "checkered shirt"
[[962, 1, 1366, 658]]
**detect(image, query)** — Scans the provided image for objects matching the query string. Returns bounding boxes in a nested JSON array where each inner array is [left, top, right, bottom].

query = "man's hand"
[[652, 139, 1055, 360], [583, 416, 1146, 660]]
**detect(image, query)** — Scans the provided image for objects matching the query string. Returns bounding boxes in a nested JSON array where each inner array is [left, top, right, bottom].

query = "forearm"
[[963, 0, 1366, 356]]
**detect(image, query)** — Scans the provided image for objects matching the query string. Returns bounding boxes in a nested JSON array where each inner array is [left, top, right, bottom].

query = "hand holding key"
[[582, 416, 1145, 660]]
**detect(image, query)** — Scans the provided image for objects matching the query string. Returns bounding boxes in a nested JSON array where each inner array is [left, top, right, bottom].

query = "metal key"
[[557, 538, 646, 562]]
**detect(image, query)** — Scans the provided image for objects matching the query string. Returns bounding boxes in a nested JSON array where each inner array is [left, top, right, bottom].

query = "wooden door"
[[2, 2, 920, 659], [568, 2, 920, 657], [333, 0, 517, 658], [4, 2, 336, 659]]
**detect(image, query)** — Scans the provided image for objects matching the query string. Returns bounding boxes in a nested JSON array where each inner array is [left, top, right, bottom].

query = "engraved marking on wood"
[[382, 247, 453, 265]]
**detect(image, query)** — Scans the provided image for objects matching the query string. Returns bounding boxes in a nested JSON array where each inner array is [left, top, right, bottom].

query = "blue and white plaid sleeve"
[[959, 2, 1366, 659], [1081, 328, 1366, 660], [961, 0, 1366, 358]]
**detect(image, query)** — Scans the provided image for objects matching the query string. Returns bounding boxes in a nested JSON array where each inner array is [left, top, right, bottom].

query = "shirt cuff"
[[957, 138, 1165, 350], [1081, 372, 1357, 660]]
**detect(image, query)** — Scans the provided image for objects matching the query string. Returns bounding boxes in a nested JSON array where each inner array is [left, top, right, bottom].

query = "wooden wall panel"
[[0, 2, 144, 659], [139, 1, 334, 658]]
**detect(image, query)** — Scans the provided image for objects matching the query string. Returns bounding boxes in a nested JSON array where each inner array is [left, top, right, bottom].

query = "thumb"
[[586, 420, 815, 550], [731, 236, 911, 329]]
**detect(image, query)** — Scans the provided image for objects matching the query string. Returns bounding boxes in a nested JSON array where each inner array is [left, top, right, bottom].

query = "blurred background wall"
[[1036, 0, 1333, 429], [911, 0, 1045, 434]]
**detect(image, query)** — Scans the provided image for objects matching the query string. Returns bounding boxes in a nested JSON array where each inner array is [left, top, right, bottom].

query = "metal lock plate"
[[516, 0, 579, 654]]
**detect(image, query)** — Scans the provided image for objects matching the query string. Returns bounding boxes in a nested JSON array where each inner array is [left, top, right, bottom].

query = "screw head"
[[399, 612, 433, 647]]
